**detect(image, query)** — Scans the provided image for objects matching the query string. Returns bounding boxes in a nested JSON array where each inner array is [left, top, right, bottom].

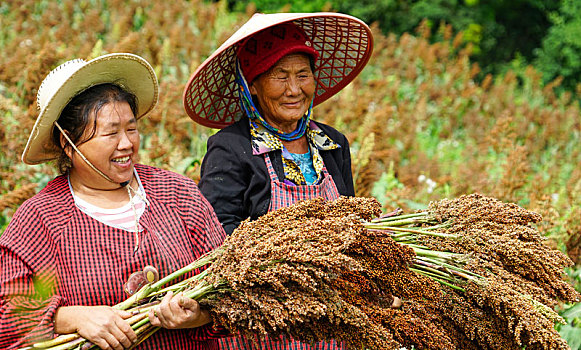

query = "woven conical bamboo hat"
[[183, 12, 374, 129]]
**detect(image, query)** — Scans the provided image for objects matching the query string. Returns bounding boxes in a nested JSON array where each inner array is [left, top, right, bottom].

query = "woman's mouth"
[[283, 101, 303, 108], [112, 156, 131, 164]]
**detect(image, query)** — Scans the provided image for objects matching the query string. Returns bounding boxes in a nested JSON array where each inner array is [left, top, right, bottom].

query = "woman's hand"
[[148, 291, 211, 329], [54, 305, 137, 350]]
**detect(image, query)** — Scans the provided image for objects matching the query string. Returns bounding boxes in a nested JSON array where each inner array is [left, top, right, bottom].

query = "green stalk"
[[423, 222, 451, 231], [410, 263, 455, 280], [152, 268, 211, 297], [427, 276, 466, 292], [392, 238, 417, 245], [184, 281, 218, 300], [391, 231, 417, 239], [370, 212, 428, 223], [134, 323, 154, 337], [150, 278, 191, 296], [32, 334, 79, 349], [46, 338, 85, 350], [127, 312, 149, 325], [366, 225, 458, 239], [409, 267, 457, 283], [367, 217, 427, 227], [129, 325, 160, 350], [402, 243, 430, 250], [131, 315, 152, 330], [116, 250, 219, 310], [411, 247, 462, 260], [416, 256, 482, 280], [127, 300, 159, 315], [150, 251, 218, 291]]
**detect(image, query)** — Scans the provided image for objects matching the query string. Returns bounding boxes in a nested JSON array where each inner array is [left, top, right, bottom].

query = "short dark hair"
[[51, 83, 138, 174]]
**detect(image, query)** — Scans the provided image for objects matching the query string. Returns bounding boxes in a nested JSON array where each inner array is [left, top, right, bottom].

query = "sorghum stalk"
[[33, 252, 222, 350], [116, 250, 219, 310]]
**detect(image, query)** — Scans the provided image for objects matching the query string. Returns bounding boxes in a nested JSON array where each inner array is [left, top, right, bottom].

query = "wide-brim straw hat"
[[183, 12, 374, 129], [22, 53, 159, 165]]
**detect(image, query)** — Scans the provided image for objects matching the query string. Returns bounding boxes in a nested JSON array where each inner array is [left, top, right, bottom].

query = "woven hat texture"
[[183, 12, 373, 129]]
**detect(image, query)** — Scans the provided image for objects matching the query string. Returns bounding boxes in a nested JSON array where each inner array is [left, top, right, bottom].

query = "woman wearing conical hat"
[[184, 12, 396, 350]]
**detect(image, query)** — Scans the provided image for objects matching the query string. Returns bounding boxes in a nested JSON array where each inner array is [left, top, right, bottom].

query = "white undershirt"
[[69, 170, 147, 232]]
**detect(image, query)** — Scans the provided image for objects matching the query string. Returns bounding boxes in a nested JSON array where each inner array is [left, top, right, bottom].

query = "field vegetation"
[[1, 0, 580, 346]]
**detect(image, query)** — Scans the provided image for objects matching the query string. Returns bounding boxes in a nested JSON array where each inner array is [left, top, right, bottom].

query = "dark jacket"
[[199, 116, 355, 234]]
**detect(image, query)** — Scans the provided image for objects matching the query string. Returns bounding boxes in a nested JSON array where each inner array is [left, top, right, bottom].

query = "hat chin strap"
[[54, 122, 129, 188], [55, 121, 147, 254]]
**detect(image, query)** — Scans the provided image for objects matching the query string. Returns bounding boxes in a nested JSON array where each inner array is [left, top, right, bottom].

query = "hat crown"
[[37, 59, 86, 111]]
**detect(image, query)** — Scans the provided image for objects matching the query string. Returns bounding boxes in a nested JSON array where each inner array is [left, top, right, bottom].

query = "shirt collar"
[[250, 120, 340, 156]]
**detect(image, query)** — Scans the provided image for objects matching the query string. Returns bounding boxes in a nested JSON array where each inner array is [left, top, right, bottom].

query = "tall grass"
[[317, 22, 581, 264]]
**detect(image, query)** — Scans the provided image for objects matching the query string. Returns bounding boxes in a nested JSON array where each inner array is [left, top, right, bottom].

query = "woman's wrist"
[[53, 306, 78, 334]]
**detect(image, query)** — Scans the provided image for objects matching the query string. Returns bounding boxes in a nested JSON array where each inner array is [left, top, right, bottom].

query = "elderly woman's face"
[[69, 101, 140, 187], [250, 53, 315, 132]]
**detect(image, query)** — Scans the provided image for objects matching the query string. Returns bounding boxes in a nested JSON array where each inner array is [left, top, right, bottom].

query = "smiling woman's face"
[[249, 53, 316, 133], [67, 101, 140, 189]]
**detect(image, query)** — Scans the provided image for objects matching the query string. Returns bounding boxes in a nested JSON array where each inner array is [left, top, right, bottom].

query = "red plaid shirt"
[[0, 164, 227, 349]]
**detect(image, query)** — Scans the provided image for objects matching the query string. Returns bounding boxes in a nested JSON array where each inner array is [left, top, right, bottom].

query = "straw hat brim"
[[22, 53, 159, 165], [183, 12, 374, 129]]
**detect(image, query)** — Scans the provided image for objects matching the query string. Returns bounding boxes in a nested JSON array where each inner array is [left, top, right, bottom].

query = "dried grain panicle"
[[465, 280, 571, 350], [199, 197, 404, 349], [359, 291, 462, 350], [428, 193, 542, 225], [386, 194, 578, 349], [420, 194, 579, 304], [439, 290, 519, 349], [465, 259, 557, 307]]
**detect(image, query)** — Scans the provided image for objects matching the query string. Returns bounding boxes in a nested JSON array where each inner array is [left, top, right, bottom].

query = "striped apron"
[[218, 153, 344, 350]]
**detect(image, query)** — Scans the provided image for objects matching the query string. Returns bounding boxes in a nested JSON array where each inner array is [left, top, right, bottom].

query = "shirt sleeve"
[[0, 203, 66, 349], [178, 177, 228, 255], [173, 177, 231, 338], [199, 134, 250, 235]]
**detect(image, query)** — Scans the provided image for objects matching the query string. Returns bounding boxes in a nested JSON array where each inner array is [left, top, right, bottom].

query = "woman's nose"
[[118, 131, 134, 149], [285, 76, 301, 96]]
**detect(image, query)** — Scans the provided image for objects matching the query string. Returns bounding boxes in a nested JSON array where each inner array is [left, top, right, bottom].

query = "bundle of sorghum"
[[366, 193, 580, 350], [32, 196, 413, 350], [198, 196, 406, 348], [32, 194, 579, 350]]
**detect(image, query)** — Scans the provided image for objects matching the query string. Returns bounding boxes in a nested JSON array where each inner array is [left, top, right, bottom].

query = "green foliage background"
[[0, 0, 580, 347], [534, 0, 581, 93], [230, 0, 581, 95]]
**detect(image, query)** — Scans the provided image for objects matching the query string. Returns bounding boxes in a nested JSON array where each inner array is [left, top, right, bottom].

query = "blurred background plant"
[[1, 0, 579, 346]]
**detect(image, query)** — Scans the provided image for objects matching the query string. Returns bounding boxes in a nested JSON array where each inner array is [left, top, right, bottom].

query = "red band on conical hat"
[[183, 12, 374, 129]]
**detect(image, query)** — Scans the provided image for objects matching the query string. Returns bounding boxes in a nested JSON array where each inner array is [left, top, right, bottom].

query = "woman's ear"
[[249, 82, 257, 95], [59, 132, 73, 159]]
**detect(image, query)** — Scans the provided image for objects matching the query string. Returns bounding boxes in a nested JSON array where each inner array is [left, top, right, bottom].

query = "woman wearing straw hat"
[[0, 53, 227, 349], [184, 12, 378, 349]]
